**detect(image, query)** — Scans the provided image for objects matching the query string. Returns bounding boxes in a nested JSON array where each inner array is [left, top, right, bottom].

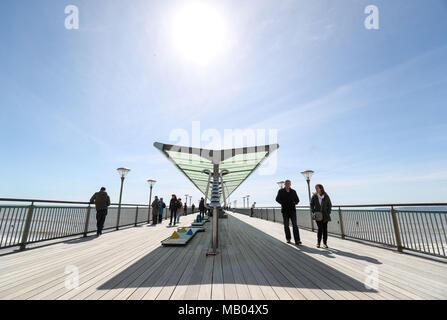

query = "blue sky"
[[1, 0, 446, 206]]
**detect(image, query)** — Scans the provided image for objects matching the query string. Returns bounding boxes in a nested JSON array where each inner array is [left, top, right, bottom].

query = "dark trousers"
[[200, 209, 205, 219], [169, 209, 177, 225], [152, 210, 158, 225], [96, 209, 107, 234], [158, 214, 163, 223], [316, 221, 328, 244], [250, 208, 254, 217], [282, 212, 300, 242]]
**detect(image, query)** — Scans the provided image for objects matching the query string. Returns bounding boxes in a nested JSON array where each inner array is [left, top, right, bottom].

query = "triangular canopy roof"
[[153, 142, 279, 199]]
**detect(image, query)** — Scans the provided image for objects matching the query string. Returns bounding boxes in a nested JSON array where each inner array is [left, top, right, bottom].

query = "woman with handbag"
[[310, 184, 332, 248]]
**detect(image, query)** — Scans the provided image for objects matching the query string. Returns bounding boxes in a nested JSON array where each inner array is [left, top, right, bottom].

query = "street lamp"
[[277, 181, 285, 189], [301, 170, 315, 232], [116, 167, 131, 230], [147, 179, 156, 224], [242, 196, 246, 208], [246, 195, 250, 208]]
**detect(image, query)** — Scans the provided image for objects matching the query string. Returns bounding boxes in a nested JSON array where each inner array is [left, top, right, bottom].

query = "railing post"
[[19, 202, 35, 251], [338, 207, 345, 239], [83, 204, 91, 237], [134, 206, 139, 227], [390, 205, 403, 252]]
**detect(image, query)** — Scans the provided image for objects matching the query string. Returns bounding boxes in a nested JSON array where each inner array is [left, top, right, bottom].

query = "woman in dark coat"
[[310, 184, 332, 248]]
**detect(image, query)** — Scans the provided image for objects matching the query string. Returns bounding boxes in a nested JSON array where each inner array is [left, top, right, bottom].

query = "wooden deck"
[[0, 211, 446, 300]]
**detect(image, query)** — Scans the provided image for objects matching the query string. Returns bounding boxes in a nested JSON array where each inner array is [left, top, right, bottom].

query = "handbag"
[[312, 211, 323, 222]]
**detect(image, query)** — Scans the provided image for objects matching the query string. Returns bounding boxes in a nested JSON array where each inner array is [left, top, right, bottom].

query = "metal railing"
[[0, 198, 199, 250], [231, 203, 447, 258]]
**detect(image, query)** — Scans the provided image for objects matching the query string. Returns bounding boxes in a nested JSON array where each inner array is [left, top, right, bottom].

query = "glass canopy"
[[153, 142, 279, 201]]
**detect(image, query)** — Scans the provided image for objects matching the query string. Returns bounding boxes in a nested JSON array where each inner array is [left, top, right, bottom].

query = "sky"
[[0, 0, 446, 206]]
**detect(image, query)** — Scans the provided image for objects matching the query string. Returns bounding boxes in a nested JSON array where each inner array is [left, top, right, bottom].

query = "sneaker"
[[316, 243, 320, 248], [323, 244, 328, 249]]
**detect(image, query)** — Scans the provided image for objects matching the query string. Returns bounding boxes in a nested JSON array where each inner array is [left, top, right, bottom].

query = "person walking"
[[158, 197, 166, 223], [199, 197, 205, 219], [176, 198, 184, 224], [310, 184, 332, 248], [169, 194, 178, 226], [191, 203, 195, 214], [89, 187, 111, 236], [275, 180, 301, 245], [250, 202, 256, 217], [151, 196, 159, 225]]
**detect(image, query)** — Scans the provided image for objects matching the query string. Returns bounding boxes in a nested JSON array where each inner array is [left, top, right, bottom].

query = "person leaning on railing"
[[310, 184, 332, 248], [90, 187, 111, 236]]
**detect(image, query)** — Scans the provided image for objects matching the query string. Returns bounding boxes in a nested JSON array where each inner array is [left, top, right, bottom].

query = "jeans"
[[200, 209, 205, 219], [316, 221, 328, 245], [282, 212, 300, 242], [96, 209, 107, 234], [170, 209, 177, 225], [176, 211, 183, 223]]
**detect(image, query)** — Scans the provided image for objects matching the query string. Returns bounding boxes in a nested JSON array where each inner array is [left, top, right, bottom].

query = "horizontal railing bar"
[[234, 203, 447, 209], [0, 198, 147, 206]]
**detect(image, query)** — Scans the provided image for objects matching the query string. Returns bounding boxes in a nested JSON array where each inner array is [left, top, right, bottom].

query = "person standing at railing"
[[184, 202, 188, 216], [275, 180, 301, 245], [199, 197, 205, 219], [310, 184, 332, 248], [250, 202, 256, 217], [151, 196, 159, 225], [169, 194, 178, 226], [176, 198, 184, 224], [158, 198, 166, 223], [89, 187, 111, 236], [191, 203, 195, 214]]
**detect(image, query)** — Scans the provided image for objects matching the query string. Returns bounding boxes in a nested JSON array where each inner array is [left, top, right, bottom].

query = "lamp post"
[[277, 181, 285, 189], [116, 167, 131, 230], [301, 170, 315, 232], [246, 195, 250, 208], [147, 179, 156, 224], [242, 196, 246, 208]]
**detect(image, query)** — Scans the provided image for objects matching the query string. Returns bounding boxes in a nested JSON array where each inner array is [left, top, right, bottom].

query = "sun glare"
[[170, 2, 228, 65]]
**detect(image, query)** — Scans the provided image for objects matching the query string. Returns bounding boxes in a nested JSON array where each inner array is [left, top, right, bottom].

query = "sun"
[[170, 2, 228, 65]]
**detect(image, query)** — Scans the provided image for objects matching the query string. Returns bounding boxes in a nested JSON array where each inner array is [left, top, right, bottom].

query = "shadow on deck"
[[97, 214, 378, 297]]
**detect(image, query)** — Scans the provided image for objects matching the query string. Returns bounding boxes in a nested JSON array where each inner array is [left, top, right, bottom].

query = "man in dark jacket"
[[275, 180, 301, 245], [151, 196, 159, 225], [199, 198, 205, 219], [90, 187, 111, 236], [169, 195, 178, 226]]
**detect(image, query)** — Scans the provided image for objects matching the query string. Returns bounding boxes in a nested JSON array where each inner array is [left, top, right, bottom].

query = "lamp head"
[[301, 170, 314, 181], [117, 167, 131, 178]]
